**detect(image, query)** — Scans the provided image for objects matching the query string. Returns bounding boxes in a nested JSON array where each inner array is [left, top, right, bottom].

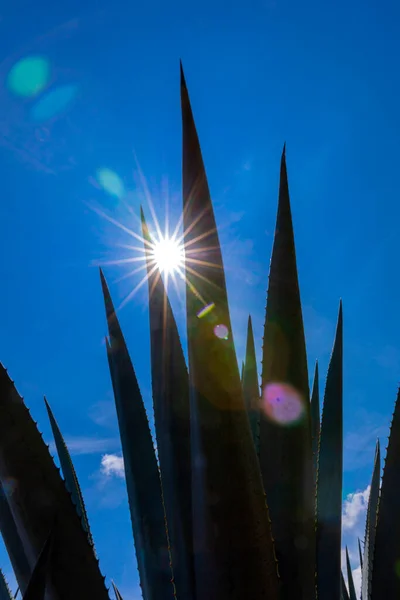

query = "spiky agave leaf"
[[341, 572, 350, 600], [181, 64, 279, 600], [371, 389, 400, 599], [362, 440, 380, 600], [259, 145, 315, 600], [112, 581, 124, 600], [44, 397, 94, 547], [358, 538, 363, 572], [242, 315, 260, 453], [316, 302, 343, 600], [100, 270, 174, 600], [345, 547, 357, 600], [0, 482, 31, 593], [0, 570, 13, 600], [311, 361, 320, 485], [22, 528, 54, 600], [0, 364, 109, 599], [141, 208, 195, 599]]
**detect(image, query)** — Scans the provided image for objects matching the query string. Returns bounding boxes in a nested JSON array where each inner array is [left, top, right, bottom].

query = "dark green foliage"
[[345, 547, 357, 600], [100, 270, 174, 600], [112, 581, 124, 600], [1, 65, 400, 600], [371, 389, 400, 599], [22, 529, 54, 600], [0, 483, 30, 593], [181, 64, 279, 600], [311, 361, 320, 484], [259, 145, 315, 600], [0, 364, 109, 599], [341, 572, 350, 600], [316, 302, 343, 600], [358, 539, 363, 571], [362, 440, 380, 600], [44, 398, 94, 548], [141, 208, 195, 599], [0, 570, 13, 600], [242, 316, 260, 453]]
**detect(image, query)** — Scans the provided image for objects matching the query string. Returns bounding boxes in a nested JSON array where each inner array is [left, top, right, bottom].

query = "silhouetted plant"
[[0, 65, 398, 600]]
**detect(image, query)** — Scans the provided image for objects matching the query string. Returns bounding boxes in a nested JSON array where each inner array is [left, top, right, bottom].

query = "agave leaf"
[[371, 389, 400, 598], [242, 315, 260, 454], [181, 64, 279, 600], [0, 364, 109, 599], [358, 538, 363, 572], [22, 528, 54, 600], [44, 397, 94, 548], [0, 483, 31, 593], [141, 208, 195, 599], [259, 145, 315, 600], [311, 361, 320, 485], [316, 302, 343, 600], [0, 570, 13, 600], [341, 571, 350, 600], [100, 270, 174, 600], [240, 360, 245, 385], [361, 440, 380, 600], [112, 581, 124, 600], [346, 547, 357, 600]]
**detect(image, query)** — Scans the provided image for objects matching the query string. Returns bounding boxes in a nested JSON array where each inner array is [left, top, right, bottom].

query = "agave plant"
[[0, 65, 399, 600]]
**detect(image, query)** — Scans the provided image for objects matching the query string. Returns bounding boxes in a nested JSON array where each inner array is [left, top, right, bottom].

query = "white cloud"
[[101, 453, 125, 479], [341, 485, 370, 599], [342, 485, 370, 531]]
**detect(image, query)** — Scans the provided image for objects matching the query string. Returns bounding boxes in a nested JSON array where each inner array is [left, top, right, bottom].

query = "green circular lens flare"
[[96, 168, 125, 198], [7, 56, 50, 97]]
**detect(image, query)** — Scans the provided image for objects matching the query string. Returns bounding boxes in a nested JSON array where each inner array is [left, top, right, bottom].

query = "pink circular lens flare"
[[262, 382, 304, 425], [214, 324, 229, 340]]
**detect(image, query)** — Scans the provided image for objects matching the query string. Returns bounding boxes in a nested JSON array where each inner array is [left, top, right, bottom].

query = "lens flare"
[[197, 303, 215, 318], [152, 237, 184, 276], [7, 56, 50, 97], [96, 168, 125, 199], [214, 324, 229, 340], [31, 84, 78, 121], [262, 382, 304, 425]]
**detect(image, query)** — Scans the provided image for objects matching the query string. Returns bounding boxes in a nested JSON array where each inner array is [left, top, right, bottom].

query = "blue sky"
[[0, 0, 399, 597]]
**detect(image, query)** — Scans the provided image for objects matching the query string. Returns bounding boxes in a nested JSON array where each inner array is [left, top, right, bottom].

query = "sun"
[[151, 235, 184, 276]]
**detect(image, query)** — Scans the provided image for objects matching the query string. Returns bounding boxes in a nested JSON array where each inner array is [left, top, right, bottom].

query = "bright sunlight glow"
[[151, 236, 184, 276]]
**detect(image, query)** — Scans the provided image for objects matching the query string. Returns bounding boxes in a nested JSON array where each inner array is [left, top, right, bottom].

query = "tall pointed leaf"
[[0, 570, 13, 600], [259, 145, 315, 600], [371, 389, 400, 599], [311, 361, 320, 484], [44, 397, 94, 547], [22, 528, 54, 600], [346, 547, 357, 600], [341, 572, 350, 600], [112, 581, 124, 600], [0, 483, 31, 593], [242, 315, 260, 453], [362, 440, 380, 600], [0, 364, 109, 599], [100, 270, 174, 600], [181, 64, 279, 600], [358, 539, 363, 572], [316, 302, 343, 600], [141, 208, 195, 599]]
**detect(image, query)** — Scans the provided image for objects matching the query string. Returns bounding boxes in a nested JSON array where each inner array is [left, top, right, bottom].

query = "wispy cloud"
[[344, 411, 388, 471], [49, 435, 120, 456], [101, 454, 125, 479]]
